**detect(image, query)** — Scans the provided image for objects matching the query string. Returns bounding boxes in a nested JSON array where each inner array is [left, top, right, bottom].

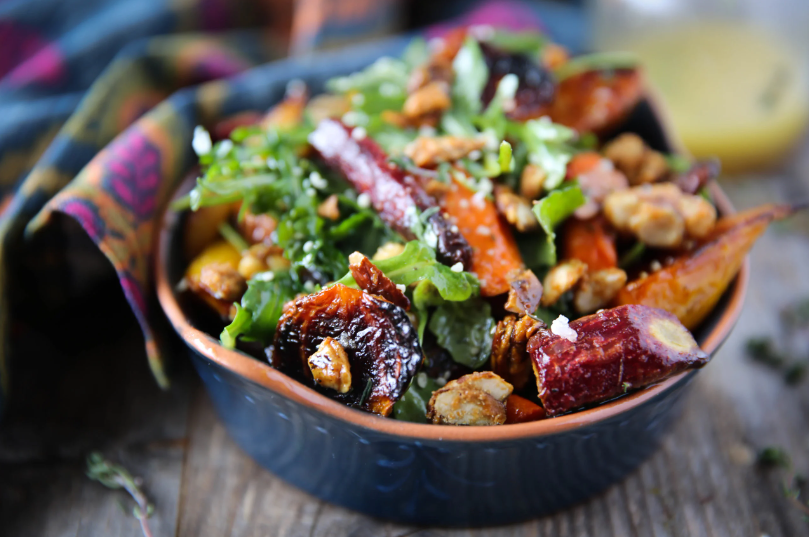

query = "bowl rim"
[[155, 98, 748, 443]]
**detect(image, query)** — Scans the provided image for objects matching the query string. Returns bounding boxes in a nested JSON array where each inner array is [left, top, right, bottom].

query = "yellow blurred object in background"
[[621, 22, 809, 172]]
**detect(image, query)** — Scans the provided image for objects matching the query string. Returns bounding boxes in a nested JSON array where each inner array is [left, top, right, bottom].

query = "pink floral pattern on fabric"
[[57, 199, 106, 242], [103, 132, 161, 220]]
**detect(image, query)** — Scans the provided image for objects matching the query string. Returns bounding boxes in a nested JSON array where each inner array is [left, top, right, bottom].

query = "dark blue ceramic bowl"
[[155, 43, 748, 526]]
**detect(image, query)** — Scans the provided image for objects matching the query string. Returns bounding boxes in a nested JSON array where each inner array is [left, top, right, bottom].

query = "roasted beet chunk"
[[309, 119, 471, 268], [527, 305, 709, 415], [480, 43, 556, 121], [272, 284, 423, 416]]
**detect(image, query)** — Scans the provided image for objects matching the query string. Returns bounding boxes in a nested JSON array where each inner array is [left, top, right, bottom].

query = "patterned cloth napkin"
[[0, 0, 583, 413]]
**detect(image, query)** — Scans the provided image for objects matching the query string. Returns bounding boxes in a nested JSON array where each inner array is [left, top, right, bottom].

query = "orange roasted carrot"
[[615, 204, 799, 329], [261, 90, 307, 129], [707, 203, 797, 239], [566, 151, 601, 179], [561, 215, 618, 271], [505, 394, 546, 424], [439, 179, 524, 296]]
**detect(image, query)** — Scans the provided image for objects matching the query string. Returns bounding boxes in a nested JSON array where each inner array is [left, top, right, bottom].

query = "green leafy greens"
[[428, 298, 495, 369], [531, 183, 586, 266]]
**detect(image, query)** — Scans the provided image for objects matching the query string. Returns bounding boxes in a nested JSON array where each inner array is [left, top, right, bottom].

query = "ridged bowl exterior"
[[190, 348, 694, 526]]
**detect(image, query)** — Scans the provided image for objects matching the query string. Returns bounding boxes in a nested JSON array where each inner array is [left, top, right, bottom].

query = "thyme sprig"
[[86, 452, 154, 537]]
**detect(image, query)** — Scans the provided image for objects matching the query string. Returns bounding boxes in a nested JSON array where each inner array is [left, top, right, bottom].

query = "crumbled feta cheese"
[[418, 125, 437, 137], [417, 372, 428, 389], [305, 188, 316, 197], [472, 191, 486, 209], [303, 241, 314, 253], [450, 262, 464, 273], [423, 229, 438, 248], [396, 284, 406, 293], [357, 193, 371, 209], [468, 149, 482, 161], [253, 271, 275, 282], [309, 171, 327, 189], [450, 225, 459, 233], [650, 260, 662, 272], [459, 199, 470, 209], [551, 315, 578, 342], [215, 139, 233, 158], [351, 126, 367, 141], [192, 125, 212, 156]]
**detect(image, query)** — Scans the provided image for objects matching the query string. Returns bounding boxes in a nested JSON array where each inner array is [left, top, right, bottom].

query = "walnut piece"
[[495, 186, 538, 232], [307, 337, 352, 393], [603, 133, 670, 186], [540, 259, 587, 307], [373, 242, 406, 261], [491, 315, 545, 390], [403, 81, 451, 119], [404, 136, 486, 167], [317, 194, 340, 221], [427, 372, 514, 426], [199, 263, 247, 302], [520, 163, 547, 200], [603, 183, 716, 248], [504, 268, 543, 315], [573, 267, 628, 314]]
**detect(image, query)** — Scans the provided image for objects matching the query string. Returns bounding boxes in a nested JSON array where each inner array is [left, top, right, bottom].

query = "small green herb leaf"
[[452, 37, 489, 115], [428, 297, 495, 369], [531, 184, 586, 266]]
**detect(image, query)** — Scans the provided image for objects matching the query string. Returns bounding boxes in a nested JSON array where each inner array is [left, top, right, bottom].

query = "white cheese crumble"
[[302, 241, 314, 253], [468, 149, 482, 161], [253, 271, 275, 281], [416, 372, 428, 389], [423, 228, 438, 248], [192, 125, 212, 156], [450, 262, 464, 273], [396, 284, 406, 293], [309, 171, 327, 189], [215, 139, 233, 158], [351, 126, 367, 141], [551, 315, 578, 342], [357, 193, 371, 209]]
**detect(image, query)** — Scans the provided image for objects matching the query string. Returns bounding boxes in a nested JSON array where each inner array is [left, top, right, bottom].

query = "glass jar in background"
[[590, 0, 809, 173]]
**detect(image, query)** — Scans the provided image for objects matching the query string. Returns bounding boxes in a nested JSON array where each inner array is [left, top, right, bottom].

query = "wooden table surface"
[[1, 160, 808, 536]]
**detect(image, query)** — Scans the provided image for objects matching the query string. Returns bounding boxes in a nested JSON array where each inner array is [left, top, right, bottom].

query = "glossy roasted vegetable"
[[491, 314, 544, 391], [561, 215, 618, 272], [309, 118, 471, 268], [272, 284, 423, 416], [505, 394, 546, 424], [528, 305, 708, 415], [439, 178, 525, 296], [185, 240, 244, 318], [615, 203, 797, 329], [348, 252, 410, 310]]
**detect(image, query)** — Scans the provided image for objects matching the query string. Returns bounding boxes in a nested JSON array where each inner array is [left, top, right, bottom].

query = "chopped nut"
[[540, 259, 587, 307], [573, 159, 629, 220], [603, 133, 670, 185], [603, 183, 715, 248], [307, 337, 352, 393], [427, 372, 513, 426], [495, 186, 538, 232], [373, 242, 406, 261], [404, 136, 486, 167], [491, 315, 544, 390], [573, 267, 628, 314], [317, 194, 340, 220], [403, 81, 451, 119], [380, 109, 410, 129], [504, 268, 543, 315], [520, 163, 547, 200], [199, 263, 246, 302], [239, 211, 277, 245]]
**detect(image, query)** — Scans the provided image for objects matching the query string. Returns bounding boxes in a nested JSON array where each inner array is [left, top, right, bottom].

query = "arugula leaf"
[[531, 184, 585, 266], [476, 74, 518, 140], [412, 280, 445, 342], [485, 29, 547, 56], [393, 374, 442, 423], [521, 117, 577, 191], [452, 37, 489, 115], [554, 51, 638, 82], [335, 241, 478, 302], [221, 271, 299, 348], [428, 298, 494, 369]]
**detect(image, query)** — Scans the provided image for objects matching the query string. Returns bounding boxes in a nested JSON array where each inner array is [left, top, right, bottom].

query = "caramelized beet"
[[527, 305, 708, 415], [272, 284, 422, 416], [309, 119, 471, 267], [480, 43, 556, 121], [348, 252, 410, 310]]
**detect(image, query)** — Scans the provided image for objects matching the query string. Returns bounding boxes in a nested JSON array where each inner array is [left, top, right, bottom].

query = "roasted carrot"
[[439, 179, 525, 296], [561, 215, 618, 272], [566, 151, 602, 179], [615, 204, 799, 329], [261, 89, 308, 129], [505, 394, 546, 424]]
